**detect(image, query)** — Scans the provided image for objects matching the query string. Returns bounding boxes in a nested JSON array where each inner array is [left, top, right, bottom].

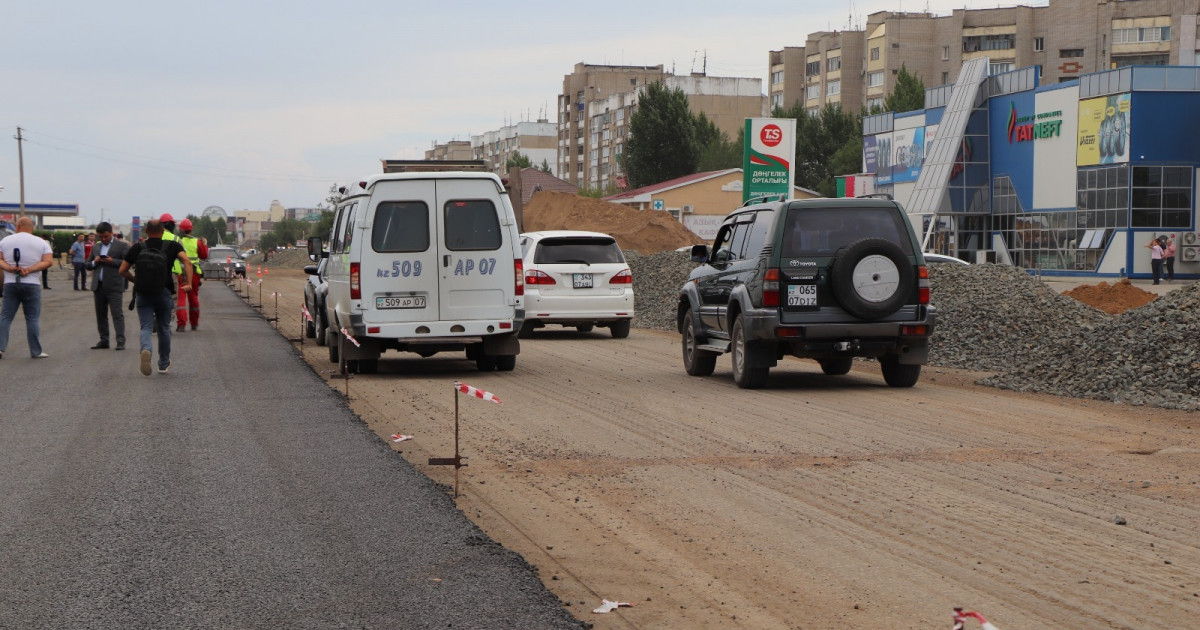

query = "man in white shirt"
[[0, 217, 55, 359]]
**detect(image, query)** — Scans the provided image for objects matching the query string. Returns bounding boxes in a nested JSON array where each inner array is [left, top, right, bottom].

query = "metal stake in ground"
[[429, 382, 501, 498]]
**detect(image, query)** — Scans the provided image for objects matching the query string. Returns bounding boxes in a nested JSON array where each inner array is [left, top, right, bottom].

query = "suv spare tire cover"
[[829, 237, 913, 320]]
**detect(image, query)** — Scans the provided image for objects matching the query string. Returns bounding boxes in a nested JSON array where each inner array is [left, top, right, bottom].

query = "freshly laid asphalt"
[[0, 269, 582, 629]]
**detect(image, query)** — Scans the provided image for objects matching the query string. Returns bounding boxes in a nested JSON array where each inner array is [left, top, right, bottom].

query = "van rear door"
[[436, 178, 514, 322], [360, 180, 441, 325]]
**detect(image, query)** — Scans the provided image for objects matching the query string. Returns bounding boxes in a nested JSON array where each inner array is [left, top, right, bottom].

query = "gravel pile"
[[627, 252, 1200, 411]]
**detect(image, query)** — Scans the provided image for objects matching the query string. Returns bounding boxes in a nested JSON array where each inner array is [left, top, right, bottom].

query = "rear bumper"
[[741, 305, 936, 365], [524, 291, 633, 322]]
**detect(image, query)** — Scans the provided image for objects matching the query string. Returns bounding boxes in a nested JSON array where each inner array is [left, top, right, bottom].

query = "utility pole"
[[15, 126, 26, 218]]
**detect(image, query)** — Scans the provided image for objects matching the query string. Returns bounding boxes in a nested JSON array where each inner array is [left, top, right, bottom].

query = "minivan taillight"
[[762, 268, 780, 307], [525, 270, 555, 285], [350, 262, 361, 300], [609, 269, 632, 284], [514, 259, 524, 296], [917, 265, 930, 304]]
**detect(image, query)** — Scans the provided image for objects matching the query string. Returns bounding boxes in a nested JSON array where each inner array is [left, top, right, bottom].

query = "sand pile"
[[1062, 279, 1158, 314], [522, 191, 705, 254]]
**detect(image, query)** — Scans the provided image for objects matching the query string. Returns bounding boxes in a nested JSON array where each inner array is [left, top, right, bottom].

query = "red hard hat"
[[160, 213, 175, 223], [179, 219, 193, 230]]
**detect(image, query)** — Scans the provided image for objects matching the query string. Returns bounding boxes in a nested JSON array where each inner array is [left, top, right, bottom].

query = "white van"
[[311, 171, 524, 374]]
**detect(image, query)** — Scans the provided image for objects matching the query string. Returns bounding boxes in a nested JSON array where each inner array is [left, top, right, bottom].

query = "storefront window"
[[1131, 166, 1191, 228]]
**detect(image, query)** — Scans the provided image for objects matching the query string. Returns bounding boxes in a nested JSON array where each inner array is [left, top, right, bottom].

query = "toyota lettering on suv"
[[677, 197, 936, 388]]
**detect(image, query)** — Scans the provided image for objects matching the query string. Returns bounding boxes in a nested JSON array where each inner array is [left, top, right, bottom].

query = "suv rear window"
[[781, 207, 913, 257], [373, 201, 429, 252], [445, 200, 501, 251], [533, 237, 624, 264]]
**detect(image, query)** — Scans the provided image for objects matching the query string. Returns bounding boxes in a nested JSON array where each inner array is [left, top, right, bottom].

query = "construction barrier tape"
[[390, 433, 413, 443], [453, 381, 501, 405], [340, 327, 361, 347], [301, 303, 313, 322]]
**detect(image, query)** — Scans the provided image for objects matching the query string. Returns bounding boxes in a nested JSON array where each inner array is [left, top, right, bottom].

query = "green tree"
[[693, 113, 743, 172], [259, 233, 279, 252], [623, 81, 699, 188], [313, 210, 335, 241], [774, 102, 861, 196], [884, 65, 926, 114], [186, 214, 234, 246], [506, 151, 532, 169], [270, 218, 308, 247]]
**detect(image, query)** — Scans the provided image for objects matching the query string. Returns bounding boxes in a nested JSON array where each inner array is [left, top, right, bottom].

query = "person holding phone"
[[87, 222, 130, 350]]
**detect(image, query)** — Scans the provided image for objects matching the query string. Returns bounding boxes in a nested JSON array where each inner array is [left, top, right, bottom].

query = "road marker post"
[[430, 382, 501, 498]]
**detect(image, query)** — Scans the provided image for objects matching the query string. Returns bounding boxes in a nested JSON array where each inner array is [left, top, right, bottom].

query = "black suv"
[[677, 197, 935, 388]]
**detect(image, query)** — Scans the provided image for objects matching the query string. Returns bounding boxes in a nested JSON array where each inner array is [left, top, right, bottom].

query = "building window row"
[[805, 60, 821, 76], [963, 33, 1015, 53], [1113, 26, 1170, 44]]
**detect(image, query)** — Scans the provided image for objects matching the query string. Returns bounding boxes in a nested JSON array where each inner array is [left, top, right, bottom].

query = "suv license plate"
[[376, 295, 427, 309], [787, 284, 818, 308], [572, 273, 593, 289]]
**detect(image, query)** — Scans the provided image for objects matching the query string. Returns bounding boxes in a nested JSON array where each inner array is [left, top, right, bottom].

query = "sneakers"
[[33, 353, 49, 359], [176, 325, 185, 332], [158, 362, 171, 374], [140, 350, 152, 376], [191, 324, 198, 331]]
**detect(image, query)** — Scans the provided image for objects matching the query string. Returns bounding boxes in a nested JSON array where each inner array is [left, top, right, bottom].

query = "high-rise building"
[[470, 121, 557, 176]]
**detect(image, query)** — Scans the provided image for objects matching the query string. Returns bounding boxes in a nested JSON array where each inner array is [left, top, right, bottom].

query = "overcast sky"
[[1, 0, 1029, 226]]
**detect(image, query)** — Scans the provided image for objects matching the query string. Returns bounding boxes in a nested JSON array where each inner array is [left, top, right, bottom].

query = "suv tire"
[[681, 310, 717, 376], [731, 315, 768, 389], [495, 354, 516, 371], [609, 319, 631, 339], [476, 354, 498, 372], [880, 356, 921, 387], [819, 357, 854, 375], [830, 238, 914, 320]]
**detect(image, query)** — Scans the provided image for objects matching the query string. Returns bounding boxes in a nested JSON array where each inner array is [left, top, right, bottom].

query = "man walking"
[[87, 221, 129, 350], [118, 219, 193, 375], [175, 218, 208, 331], [70, 233, 87, 290], [0, 217, 54, 359]]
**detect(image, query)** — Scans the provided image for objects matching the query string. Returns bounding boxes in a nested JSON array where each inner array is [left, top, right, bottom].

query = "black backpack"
[[133, 242, 171, 296]]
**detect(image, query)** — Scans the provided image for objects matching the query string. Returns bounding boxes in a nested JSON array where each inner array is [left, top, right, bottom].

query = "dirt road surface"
[[250, 269, 1198, 629]]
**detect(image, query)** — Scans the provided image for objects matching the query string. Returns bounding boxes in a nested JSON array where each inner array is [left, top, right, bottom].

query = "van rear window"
[[445, 200, 501, 251], [373, 201, 429, 252], [781, 207, 913, 257], [533, 237, 624, 264]]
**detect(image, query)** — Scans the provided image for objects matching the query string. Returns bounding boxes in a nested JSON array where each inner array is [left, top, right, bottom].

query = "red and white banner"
[[340, 327, 360, 347], [453, 381, 501, 405]]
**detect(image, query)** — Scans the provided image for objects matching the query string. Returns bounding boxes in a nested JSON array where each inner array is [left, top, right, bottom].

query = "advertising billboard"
[[1077, 93, 1130, 166], [892, 127, 926, 184], [873, 132, 894, 185], [742, 118, 796, 203]]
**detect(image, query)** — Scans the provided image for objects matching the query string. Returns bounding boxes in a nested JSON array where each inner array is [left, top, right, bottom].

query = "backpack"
[[134, 241, 171, 296]]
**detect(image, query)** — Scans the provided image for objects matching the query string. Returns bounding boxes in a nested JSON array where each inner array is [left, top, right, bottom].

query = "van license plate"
[[572, 273, 593, 289], [376, 295, 427, 309], [787, 284, 818, 308]]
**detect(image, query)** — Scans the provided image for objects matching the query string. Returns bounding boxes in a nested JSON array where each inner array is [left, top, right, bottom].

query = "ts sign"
[[743, 118, 796, 203]]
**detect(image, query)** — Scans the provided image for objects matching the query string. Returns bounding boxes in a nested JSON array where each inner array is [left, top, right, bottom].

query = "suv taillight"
[[350, 262, 361, 300], [917, 265, 930, 304], [525, 269, 554, 285], [609, 269, 632, 284], [515, 259, 525, 296], [763, 268, 780, 307]]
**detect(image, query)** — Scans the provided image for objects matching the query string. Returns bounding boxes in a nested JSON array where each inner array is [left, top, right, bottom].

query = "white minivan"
[[311, 171, 524, 374]]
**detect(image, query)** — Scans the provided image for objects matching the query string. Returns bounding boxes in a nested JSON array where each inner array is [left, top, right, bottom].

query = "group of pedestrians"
[[1147, 234, 1177, 285], [0, 214, 208, 374]]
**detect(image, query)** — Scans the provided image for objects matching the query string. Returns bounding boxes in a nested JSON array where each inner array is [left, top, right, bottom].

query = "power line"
[[19, 128, 338, 183]]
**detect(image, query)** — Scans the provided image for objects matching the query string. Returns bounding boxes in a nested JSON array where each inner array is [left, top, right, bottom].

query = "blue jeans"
[[0, 282, 43, 356], [136, 288, 173, 369]]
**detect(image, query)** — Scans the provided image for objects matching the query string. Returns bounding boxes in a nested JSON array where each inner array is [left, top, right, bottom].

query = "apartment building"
[[559, 63, 765, 191], [470, 120, 557, 176], [768, 46, 807, 111], [558, 63, 667, 188], [773, 0, 1200, 114], [424, 140, 473, 161]]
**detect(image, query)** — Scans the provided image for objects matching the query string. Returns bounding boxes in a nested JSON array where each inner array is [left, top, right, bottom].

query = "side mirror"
[[303, 264, 318, 276], [689, 244, 708, 264], [307, 236, 325, 261]]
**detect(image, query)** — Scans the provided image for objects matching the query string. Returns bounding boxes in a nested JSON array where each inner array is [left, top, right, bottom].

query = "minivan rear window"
[[373, 201, 429, 252], [781, 207, 913, 257], [533, 237, 624, 264], [445, 200, 501, 251]]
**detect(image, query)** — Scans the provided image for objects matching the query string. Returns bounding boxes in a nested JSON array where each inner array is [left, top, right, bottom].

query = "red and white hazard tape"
[[952, 609, 998, 630], [340, 327, 361, 347], [391, 433, 413, 443], [301, 303, 313, 322], [592, 599, 632, 614], [453, 381, 501, 405]]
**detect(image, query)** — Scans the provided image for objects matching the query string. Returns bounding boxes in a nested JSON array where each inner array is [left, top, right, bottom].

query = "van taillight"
[[763, 268, 780, 307], [917, 265, 930, 304], [514, 259, 524, 296], [350, 262, 361, 300], [609, 269, 632, 284]]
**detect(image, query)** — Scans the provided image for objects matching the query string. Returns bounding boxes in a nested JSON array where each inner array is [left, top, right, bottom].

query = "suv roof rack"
[[740, 194, 789, 207], [855, 193, 894, 200]]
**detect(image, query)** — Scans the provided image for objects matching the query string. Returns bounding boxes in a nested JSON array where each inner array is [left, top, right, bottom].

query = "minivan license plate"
[[787, 284, 818, 308], [572, 273, 593, 289], [376, 295, 427, 309]]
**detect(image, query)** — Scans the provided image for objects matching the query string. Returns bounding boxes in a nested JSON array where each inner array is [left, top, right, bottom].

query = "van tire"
[[610, 319, 631, 339], [518, 321, 535, 338], [305, 317, 316, 339], [328, 330, 339, 363], [359, 359, 378, 374], [476, 354, 498, 371], [495, 355, 516, 371], [829, 238, 913, 320], [315, 316, 328, 347]]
